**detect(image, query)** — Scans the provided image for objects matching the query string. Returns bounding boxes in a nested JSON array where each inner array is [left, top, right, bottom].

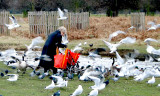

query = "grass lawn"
[[0, 36, 152, 54], [1, 61, 160, 96]]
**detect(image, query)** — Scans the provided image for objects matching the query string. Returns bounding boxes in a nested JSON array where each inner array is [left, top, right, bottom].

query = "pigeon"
[[89, 44, 93, 47], [4, 69, 9, 74], [0, 72, 4, 77], [52, 90, 60, 96], [6, 74, 19, 81], [88, 89, 98, 96], [70, 85, 83, 96], [67, 72, 74, 80], [57, 8, 68, 20], [5, 15, 21, 29]]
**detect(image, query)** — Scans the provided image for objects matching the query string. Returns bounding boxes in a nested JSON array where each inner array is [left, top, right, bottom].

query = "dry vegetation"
[[8, 15, 160, 42], [69, 16, 160, 42]]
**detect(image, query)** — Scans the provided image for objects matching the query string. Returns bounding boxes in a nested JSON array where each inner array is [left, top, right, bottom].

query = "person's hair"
[[58, 26, 67, 34]]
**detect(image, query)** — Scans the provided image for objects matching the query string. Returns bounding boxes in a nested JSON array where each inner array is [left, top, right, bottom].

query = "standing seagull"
[[147, 76, 155, 85], [70, 85, 83, 96], [57, 8, 68, 20], [5, 15, 21, 29], [88, 89, 98, 96]]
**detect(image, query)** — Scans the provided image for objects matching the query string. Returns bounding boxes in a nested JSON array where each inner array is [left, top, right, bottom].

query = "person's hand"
[[64, 45, 67, 48]]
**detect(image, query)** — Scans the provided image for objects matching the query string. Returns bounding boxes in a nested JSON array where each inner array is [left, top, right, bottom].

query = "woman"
[[38, 26, 67, 78]]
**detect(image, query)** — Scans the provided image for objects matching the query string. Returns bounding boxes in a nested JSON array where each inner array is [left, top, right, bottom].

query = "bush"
[[23, 10, 28, 17]]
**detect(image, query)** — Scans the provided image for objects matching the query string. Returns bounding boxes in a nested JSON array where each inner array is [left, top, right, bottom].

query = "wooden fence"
[[28, 11, 89, 36], [131, 12, 145, 31], [0, 11, 9, 35]]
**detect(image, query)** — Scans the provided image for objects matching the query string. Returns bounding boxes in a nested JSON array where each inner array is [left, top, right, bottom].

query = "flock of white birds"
[[1, 8, 160, 96]]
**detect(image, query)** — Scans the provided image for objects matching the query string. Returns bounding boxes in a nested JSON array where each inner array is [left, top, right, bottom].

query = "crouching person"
[[38, 26, 67, 79]]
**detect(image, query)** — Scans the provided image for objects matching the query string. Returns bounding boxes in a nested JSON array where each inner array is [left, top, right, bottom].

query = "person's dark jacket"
[[39, 30, 67, 71]]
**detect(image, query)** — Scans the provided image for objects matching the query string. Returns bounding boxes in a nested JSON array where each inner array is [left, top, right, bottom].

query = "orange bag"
[[67, 49, 80, 65], [54, 49, 68, 69]]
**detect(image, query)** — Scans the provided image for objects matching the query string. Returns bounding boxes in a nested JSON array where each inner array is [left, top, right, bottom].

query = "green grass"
[[0, 36, 151, 54], [1, 62, 160, 96]]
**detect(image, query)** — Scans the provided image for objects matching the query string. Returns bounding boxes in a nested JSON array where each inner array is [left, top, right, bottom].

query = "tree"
[[0, 0, 9, 10]]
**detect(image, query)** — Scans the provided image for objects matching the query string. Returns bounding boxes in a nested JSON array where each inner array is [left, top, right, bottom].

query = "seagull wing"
[[109, 31, 126, 41], [45, 80, 55, 89], [9, 17, 15, 24], [103, 40, 112, 49], [147, 21, 155, 26], [28, 36, 44, 50], [11, 15, 17, 24], [119, 37, 136, 44], [156, 24, 160, 29], [32, 36, 44, 46], [115, 51, 125, 65], [88, 76, 101, 87], [58, 8, 64, 18], [52, 75, 64, 84], [144, 38, 158, 44], [64, 9, 68, 13]]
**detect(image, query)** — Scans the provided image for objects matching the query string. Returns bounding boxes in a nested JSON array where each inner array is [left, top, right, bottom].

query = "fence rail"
[[0, 11, 9, 35], [28, 11, 89, 36]]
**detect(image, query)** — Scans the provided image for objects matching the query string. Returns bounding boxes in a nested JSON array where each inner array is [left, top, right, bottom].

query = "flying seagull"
[[5, 15, 21, 29], [57, 8, 68, 20], [108, 30, 126, 41]]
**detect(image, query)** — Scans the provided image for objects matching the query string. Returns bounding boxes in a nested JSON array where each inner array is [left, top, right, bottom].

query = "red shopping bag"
[[67, 49, 80, 65], [54, 49, 68, 69]]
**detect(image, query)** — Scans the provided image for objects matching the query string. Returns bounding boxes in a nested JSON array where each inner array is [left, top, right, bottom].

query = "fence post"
[[0, 10, 9, 35], [131, 12, 145, 32]]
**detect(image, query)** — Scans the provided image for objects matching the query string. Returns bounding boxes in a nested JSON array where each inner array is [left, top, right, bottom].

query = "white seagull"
[[25, 36, 44, 51], [45, 80, 55, 89], [128, 26, 135, 30], [147, 76, 155, 85], [70, 85, 83, 96], [108, 30, 126, 41], [5, 15, 21, 29], [6, 74, 19, 81], [88, 89, 98, 96], [103, 40, 121, 53], [119, 37, 136, 44], [57, 8, 68, 20], [144, 38, 158, 45]]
